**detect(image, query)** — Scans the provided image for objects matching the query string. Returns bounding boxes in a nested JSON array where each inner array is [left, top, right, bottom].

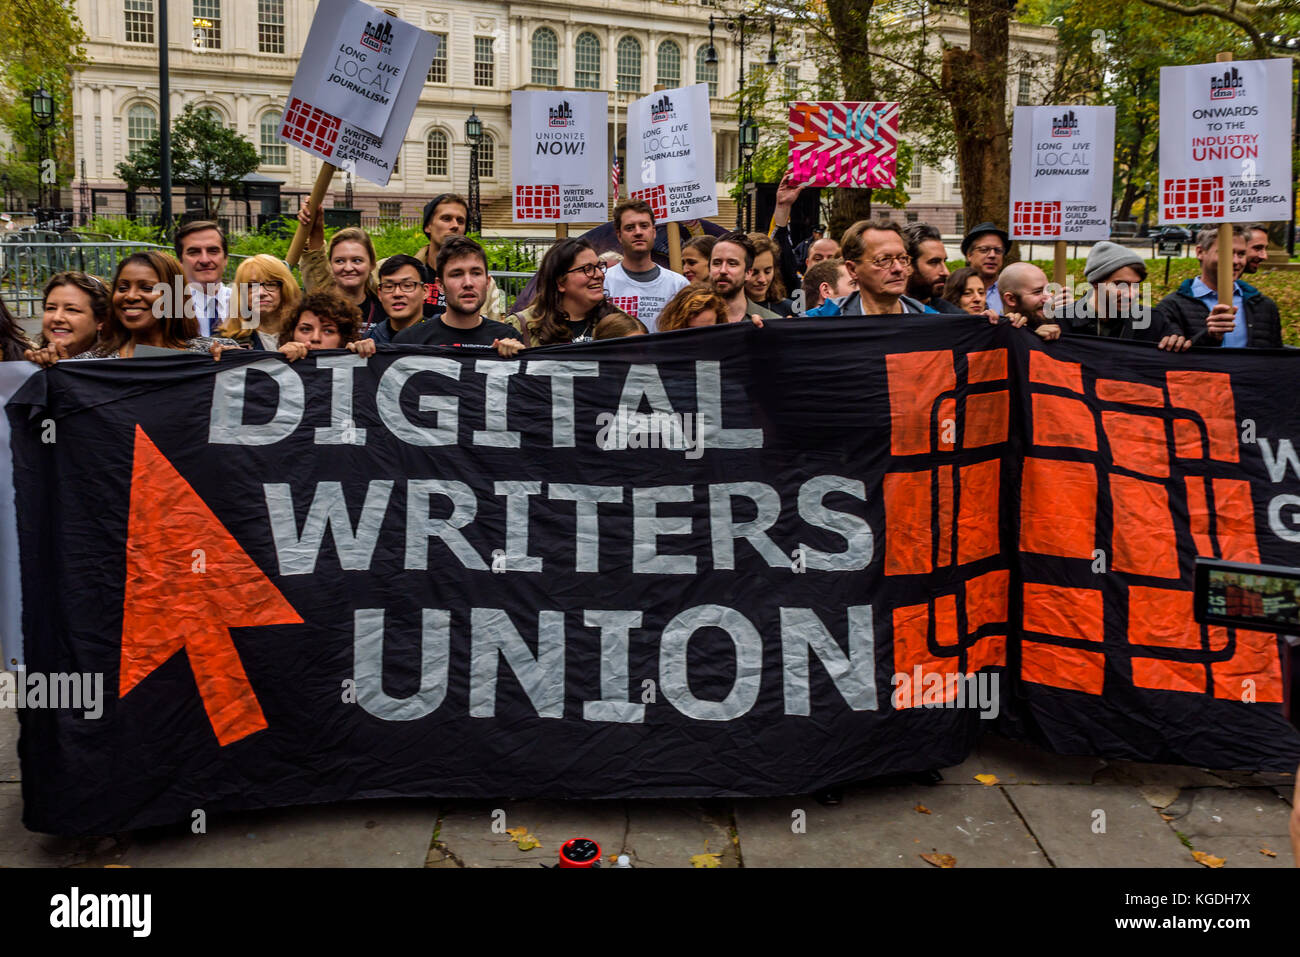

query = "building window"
[[617, 37, 642, 93], [575, 32, 600, 89], [532, 27, 559, 86], [1017, 72, 1032, 105], [955, 211, 965, 233], [657, 40, 681, 88], [378, 201, 401, 220], [257, 0, 284, 54], [952, 165, 961, 192], [260, 111, 286, 165], [392, 147, 400, 176], [192, 0, 221, 49], [905, 210, 919, 223], [784, 66, 799, 99], [427, 33, 448, 83], [477, 133, 496, 179], [695, 45, 718, 97], [126, 104, 157, 158], [426, 130, 448, 176], [125, 0, 154, 44], [474, 36, 495, 87], [909, 165, 922, 190]]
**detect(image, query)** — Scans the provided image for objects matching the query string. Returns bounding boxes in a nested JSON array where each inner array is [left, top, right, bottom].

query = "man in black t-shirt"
[[393, 237, 522, 348]]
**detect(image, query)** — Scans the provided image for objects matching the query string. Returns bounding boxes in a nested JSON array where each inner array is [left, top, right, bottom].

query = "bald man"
[[805, 237, 841, 270], [998, 262, 1060, 340]]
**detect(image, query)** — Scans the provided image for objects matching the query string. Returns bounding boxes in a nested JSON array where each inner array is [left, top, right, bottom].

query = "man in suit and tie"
[[174, 220, 230, 336]]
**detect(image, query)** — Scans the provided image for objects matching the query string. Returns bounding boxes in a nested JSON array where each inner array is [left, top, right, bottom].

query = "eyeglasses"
[[249, 280, 283, 291], [379, 279, 422, 293], [969, 244, 1005, 256], [565, 260, 609, 280], [859, 254, 912, 269]]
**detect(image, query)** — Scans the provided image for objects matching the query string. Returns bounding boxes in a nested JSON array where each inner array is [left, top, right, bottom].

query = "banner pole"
[[1053, 240, 1067, 287], [287, 163, 337, 267], [1215, 51, 1234, 307]]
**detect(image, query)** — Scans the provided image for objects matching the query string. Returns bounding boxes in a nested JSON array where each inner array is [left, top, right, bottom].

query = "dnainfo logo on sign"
[[1209, 65, 1244, 100]]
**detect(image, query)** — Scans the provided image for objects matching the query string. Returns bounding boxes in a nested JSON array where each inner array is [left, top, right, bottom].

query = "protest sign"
[[1009, 106, 1116, 241], [278, 0, 436, 187], [1158, 58, 1293, 223], [9, 324, 1300, 835], [627, 84, 718, 221], [787, 102, 899, 188], [511, 91, 609, 223]]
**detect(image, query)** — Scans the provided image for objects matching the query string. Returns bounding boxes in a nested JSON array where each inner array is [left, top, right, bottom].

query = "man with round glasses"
[[810, 219, 934, 316], [602, 199, 689, 330], [960, 222, 1010, 314]]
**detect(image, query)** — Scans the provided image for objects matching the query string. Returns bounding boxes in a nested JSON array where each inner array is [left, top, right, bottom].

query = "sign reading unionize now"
[[1009, 106, 1115, 241], [277, 0, 436, 187], [511, 91, 609, 223], [627, 84, 718, 222], [1158, 58, 1292, 224]]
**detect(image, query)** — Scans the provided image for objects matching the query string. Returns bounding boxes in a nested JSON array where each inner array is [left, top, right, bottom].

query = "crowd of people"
[[0, 180, 1286, 374]]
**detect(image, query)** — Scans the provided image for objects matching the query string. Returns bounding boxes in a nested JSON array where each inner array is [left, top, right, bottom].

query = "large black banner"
[[8, 318, 1299, 835]]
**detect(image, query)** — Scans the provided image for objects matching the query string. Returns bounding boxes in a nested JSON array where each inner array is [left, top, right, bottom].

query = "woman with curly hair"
[[507, 237, 613, 346], [656, 283, 728, 331], [276, 292, 377, 361], [745, 232, 795, 316]]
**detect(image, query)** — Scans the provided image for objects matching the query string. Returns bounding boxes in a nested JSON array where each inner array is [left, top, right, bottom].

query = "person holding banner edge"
[[1151, 225, 1283, 349], [395, 237, 522, 354], [295, 202, 384, 335]]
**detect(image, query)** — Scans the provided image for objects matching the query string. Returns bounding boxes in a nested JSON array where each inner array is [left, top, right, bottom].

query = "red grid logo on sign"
[[608, 295, 640, 317], [514, 185, 561, 221], [1163, 176, 1224, 220], [630, 185, 667, 220], [1012, 201, 1062, 237], [280, 98, 341, 158]]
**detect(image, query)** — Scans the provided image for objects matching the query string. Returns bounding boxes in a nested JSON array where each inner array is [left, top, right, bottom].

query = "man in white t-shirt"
[[602, 198, 689, 331]]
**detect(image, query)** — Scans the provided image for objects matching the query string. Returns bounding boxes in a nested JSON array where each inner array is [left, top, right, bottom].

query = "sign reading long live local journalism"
[[1009, 105, 1115, 241], [278, 0, 436, 187], [1158, 58, 1293, 224], [787, 102, 899, 188], [627, 84, 718, 222], [511, 91, 609, 223]]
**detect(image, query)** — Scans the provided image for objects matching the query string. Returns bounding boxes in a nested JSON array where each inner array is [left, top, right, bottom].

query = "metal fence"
[[2, 236, 537, 332]]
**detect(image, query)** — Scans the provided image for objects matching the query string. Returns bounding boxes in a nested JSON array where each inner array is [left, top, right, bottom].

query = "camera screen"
[[1193, 558, 1300, 632]]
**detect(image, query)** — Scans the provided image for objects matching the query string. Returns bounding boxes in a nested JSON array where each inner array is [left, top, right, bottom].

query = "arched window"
[[195, 104, 227, 128], [656, 40, 681, 89], [617, 36, 642, 93], [477, 133, 496, 179], [695, 45, 718, 97], [532, 27, 559, 86], [426, 129, 448, 176], [126, 103, 157, 157], [259, 110, 285, 165], [575, 32, 600, 89]]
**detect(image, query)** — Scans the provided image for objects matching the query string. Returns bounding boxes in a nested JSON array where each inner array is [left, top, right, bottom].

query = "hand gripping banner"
[[6, 319, 1298, 834]]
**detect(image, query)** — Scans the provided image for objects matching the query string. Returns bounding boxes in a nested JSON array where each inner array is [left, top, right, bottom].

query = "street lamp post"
[[465, 108, 483, 234], [709, 14, 775, 230], [30, 87, 55, 213]]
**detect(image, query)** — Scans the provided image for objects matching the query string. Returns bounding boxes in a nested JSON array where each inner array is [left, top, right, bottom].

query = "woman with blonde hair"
[[656, 283, 728, 331], [219, 254, 301, 350], [297, 204, 384, 333]]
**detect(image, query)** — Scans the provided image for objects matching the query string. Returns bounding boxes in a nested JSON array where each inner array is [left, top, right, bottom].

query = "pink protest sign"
[[787, 101, 899, 188]]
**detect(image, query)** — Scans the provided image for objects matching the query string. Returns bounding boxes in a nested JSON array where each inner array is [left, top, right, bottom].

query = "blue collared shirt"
[[1189, 275, 1246, 348], [985, 282, 1004, 315]]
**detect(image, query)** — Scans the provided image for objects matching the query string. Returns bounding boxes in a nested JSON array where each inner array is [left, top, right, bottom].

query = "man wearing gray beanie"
[[1059, 242, 1189, 351]]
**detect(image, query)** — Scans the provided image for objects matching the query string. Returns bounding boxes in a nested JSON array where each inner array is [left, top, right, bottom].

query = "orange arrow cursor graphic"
[[120, 425, 303, 746]]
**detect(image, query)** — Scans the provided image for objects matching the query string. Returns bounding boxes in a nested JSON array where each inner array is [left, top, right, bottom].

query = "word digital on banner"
[[788, 102, 899, 188], [278, 0, 436, 185], [1009, 106, 1115, 240], [511, 91, 609, 223], [1159, 58, 1292, 222], [627, 84, 718, 220]]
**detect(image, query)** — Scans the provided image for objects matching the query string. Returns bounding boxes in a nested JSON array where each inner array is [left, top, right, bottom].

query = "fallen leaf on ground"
[[914, 804, 932, 814], [1260, 847, 1277, 857], [974, 774, 999, 786], [920, 852, 957, 868], [1191, 851, 1225, 868], [1159, 814, 1174, 822], [691, 839, 722, 868], [504, 825, 541, 851]]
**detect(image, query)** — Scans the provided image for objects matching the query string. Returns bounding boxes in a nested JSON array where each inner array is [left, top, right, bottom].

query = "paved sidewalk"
[[0, 708, 1292, 868]]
